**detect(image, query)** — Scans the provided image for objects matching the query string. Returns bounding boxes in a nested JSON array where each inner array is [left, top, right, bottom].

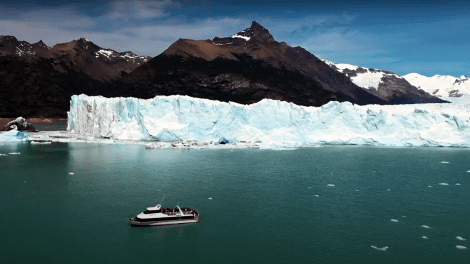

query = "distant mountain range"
[[323, 61, 447, 104], [0, 21, 449, 118]]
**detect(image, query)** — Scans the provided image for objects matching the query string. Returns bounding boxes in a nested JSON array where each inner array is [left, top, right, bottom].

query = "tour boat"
[[128, 200, 199, 226]]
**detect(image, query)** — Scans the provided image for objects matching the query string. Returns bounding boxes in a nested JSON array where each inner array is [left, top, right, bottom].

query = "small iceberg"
[[441, 161, 450, 164], [0, 154, 7, 156], [456, 236, 466, 241], [438, 183, 449, 186], [422, 236, 428, 239], [391, 219, 399, 222], [428, 185, 433, 187], [327, 184, 335, 187], [69, 172, 74, 175], [421, 225, 432, 229], [208, 197, 213, 200], [371, 245, 389, 251], [313, 194, 319, 197], [456, 245, 467, 250], [387, 189, 391, 191], [9, 152, 20, 155], [466, 170, 470, 173], [456, 183, 461, 186]]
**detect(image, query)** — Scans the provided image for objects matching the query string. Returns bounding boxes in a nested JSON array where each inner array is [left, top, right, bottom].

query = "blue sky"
[[1, 0, 470, 77]]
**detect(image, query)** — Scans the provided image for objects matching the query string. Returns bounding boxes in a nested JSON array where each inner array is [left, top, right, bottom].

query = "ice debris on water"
[[208, 197, 212, 200], [438, 183, 449, 186], [391, 219, 399, 222], [428, 185, 433, 187], [371, 245, 389, 251], [455, 183, 461, 185], [327, 184, 335, 187], [421, 225, 432, 229], [456, 236, 466, 241], [0, 154, 7, 156], [69, 172, 74, 175], [9, 152, 20, 155], [467, 170, 470, 173], [387, 189, 391, 191], [456, 245, 467, 250], [314, 195, 319, 197], [441, 161, 450, 164], [422, 236, 428, 239]]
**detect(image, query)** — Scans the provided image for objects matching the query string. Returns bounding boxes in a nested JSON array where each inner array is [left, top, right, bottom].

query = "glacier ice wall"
[[68, 94, 470, 147]]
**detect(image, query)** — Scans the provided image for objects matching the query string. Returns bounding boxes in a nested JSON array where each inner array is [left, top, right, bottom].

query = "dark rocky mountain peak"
[[0, 36, 18, 45], [229, 21, 275, 42]]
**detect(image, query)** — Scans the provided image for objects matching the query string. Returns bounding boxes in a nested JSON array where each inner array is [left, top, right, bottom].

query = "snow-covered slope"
[[324, 61, 399, 89], [403, 73, 470, 102], [323, 60, 445, 103], [68, 94, 470, 147]]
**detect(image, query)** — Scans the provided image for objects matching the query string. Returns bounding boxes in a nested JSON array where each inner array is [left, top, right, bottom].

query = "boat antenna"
[[159, 195, 165, 205]]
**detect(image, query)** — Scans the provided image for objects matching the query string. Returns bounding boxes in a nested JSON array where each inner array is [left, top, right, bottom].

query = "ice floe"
[[422, 236, 428, 239], [69, 172, 74, 175], [456, 183, 461, 185], [9, 152, 20, 155], [391, 219, 399, 222], [438, 183, 449, 186], [327, 184, 335, 187], [208, 197, 212, 200], [441, 161, 450, 164], [371, 245, 389, 251], [421, 225, 432, 229], [456, 245, 467, 250], [456, 236, 466, 241]]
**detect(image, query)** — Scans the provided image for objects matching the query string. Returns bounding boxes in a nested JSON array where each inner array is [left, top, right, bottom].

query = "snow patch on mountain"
[[68, 94, 470, 147], [231, 34, 251, 41], [403, 73, 470, 102]]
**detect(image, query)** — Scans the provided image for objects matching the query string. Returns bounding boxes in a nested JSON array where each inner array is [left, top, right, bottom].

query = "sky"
[[1, 0, 470, 77]]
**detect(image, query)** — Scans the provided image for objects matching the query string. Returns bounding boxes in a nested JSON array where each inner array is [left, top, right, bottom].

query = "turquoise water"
[[1, 143, 469, 263]]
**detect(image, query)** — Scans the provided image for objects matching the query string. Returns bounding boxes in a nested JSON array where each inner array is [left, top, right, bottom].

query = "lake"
[[1, 143, 469, 263]]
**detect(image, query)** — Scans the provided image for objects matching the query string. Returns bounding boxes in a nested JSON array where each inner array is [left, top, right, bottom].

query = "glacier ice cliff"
[[67, 94, 470, 147]]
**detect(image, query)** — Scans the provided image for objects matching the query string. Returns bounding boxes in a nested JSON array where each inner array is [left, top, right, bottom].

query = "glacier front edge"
[[67, 94, 470, 147]]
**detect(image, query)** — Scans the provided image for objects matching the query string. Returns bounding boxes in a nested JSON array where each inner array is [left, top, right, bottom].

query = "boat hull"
[[128, 217, 199, 227]]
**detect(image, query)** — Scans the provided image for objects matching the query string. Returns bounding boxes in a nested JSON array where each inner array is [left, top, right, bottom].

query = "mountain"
[[403, 73, 470, 102], [0, 36, 150, 117], [324, 61, 448, 104], [122, 21, 387, 107]]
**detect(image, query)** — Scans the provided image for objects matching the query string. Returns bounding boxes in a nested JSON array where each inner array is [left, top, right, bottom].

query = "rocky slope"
[[123, 21, 386, 107], [0, 36, 150, 117], [324, 61, 447, 104]]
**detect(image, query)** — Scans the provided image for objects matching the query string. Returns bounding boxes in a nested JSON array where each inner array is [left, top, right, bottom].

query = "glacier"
[[67, 94, 470, 148]]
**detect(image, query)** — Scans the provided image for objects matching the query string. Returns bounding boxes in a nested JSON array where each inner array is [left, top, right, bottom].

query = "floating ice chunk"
[[456, 236, 466, 241], [467, 170, 470, 173], [208, 197, 212, 200], [421, 225, 432, 229], [428, 185, 433, 187], [402, 216, 406, 218], [24, 181, 26, 183], [440, 161, 450, 164], [422, 236, 428, 239], [69, 172, 74, 175], [327, 184, 335, 187], [456, 183, 461, 185], [9, 152, 20, 155], [371, 245, 389, 251], [391, 219, 399, 222], [387, 189, 391, 191], [456, 245, 467, 249], [439, 183, 449, 186], [0, 154, 7, 156], [308, 187, 311, 189], [314, 194, 319, 197]]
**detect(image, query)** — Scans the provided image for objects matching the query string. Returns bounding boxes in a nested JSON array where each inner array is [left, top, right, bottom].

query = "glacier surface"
[[67, 94, 470, 148]]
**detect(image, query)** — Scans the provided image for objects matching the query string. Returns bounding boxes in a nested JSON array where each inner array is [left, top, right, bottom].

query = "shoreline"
[[2, 130, 470, 149]]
